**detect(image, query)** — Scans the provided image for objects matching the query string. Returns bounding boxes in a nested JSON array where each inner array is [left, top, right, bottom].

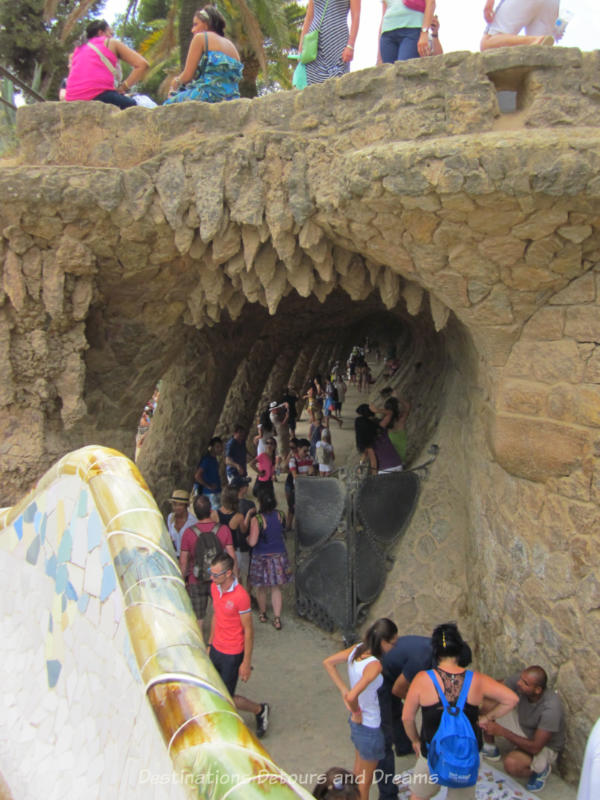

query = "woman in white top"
[[323, 618, 399, 800], [254, 408, 276, 456], [315, 427, 335, 475]]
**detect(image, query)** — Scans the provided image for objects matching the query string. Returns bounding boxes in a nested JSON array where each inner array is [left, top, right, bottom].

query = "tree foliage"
[[0, 0, 104, 98]]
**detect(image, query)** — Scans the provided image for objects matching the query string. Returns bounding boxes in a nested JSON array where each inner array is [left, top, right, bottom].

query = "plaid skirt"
[[249, 552, 293, 587]]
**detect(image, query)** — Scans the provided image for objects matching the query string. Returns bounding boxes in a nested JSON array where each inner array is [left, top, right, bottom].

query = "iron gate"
[[294, 446, 438, 643]]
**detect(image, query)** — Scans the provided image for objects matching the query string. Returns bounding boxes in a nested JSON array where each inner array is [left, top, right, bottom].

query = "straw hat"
[[169, 489, 190, 504]]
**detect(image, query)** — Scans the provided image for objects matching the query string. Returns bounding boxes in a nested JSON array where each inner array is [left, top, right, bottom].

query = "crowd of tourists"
[[61, 2, 568, 109], [161, 341, 595, 798], [165, 365, 353, 740]]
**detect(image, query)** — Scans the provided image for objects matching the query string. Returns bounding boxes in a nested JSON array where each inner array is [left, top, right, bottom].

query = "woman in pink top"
[[66, 19, 148, 110], [249, 437, 276, 503]]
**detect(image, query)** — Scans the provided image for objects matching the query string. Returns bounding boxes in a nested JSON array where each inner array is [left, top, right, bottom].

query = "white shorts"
[[486, 0, 559, 36]]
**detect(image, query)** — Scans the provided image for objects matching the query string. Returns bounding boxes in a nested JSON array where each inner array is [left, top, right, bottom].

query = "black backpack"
[[193, 524, 223, 582]]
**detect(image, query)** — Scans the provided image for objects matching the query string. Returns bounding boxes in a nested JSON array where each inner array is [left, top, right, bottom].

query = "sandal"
[[259, 612, 268, 623], [273, 617, 282, 630]]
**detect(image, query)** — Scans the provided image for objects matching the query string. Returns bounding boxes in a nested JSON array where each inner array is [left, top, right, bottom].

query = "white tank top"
[[347, 646, 383, 728]]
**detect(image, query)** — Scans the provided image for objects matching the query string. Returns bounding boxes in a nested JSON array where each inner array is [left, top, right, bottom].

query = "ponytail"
[[352, 617, 397, 661]]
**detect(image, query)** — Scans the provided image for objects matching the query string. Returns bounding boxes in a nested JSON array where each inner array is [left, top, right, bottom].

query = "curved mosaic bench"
[[0, 446, 311, 799]]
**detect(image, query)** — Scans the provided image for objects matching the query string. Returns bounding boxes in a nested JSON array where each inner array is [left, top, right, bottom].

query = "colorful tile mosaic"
[[0, 445, 312, 799]]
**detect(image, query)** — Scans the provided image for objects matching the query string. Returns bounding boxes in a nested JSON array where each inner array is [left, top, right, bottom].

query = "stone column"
[[288, 349, 311, 394], [136, 320, 261, 509], [214, 338, 281, 441]]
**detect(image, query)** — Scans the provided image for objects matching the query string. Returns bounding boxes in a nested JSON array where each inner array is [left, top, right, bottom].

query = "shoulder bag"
[[87, 40, 123, 88], [300, 0, 332, 64]]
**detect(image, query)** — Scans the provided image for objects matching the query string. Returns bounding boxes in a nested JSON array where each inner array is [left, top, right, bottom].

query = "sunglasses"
[[208, 567, 229, 579]]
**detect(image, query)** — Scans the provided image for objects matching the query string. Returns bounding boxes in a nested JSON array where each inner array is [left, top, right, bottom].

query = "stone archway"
[[2, 46, 600, 774]]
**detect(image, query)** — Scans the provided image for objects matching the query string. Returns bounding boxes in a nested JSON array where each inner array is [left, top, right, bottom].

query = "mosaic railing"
[[0, 445, 312, 799]]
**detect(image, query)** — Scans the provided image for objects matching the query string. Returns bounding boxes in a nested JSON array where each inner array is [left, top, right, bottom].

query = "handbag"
[[292, 61, 307, 90], [403, 0, 426, 11], [300, 0, 331, 64]]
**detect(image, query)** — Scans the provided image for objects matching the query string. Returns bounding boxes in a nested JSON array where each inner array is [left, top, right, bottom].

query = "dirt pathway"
[[245, 377, 366, 792]]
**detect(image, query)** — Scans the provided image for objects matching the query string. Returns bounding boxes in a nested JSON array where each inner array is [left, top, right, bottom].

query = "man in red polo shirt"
[[208, 552, 270, 738]]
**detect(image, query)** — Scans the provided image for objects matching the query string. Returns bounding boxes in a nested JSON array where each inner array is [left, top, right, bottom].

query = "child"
[[315, 428, 335, 476]]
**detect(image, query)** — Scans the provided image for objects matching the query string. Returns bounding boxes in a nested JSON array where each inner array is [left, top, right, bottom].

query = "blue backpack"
[[426, 669, 479, 788]]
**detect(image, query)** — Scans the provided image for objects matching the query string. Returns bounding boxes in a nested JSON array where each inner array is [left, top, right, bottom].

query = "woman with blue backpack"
[[402, 623, 518, 799]]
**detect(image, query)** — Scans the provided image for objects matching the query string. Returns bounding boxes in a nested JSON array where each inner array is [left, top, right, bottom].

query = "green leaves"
[[0, 0, 104, 97]]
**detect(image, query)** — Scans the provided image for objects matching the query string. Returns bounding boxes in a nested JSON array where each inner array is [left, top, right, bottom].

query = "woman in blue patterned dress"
[[300, 0, 361, 86], [164, 5, 243, 104]]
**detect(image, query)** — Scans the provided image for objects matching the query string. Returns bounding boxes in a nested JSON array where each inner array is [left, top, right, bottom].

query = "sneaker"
[[256, 702, 270, 738], [527, 764, 551, 792], [482, 743, 501, 761]]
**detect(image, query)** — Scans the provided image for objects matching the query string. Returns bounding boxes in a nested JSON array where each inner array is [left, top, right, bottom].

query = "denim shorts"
[[349, 720, 386, 762]]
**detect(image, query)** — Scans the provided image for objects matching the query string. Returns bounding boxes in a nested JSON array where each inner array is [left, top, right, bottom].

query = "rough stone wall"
[[468, 273, 600, 780], [1, 46, 600, 776], [370, 314, 473, 622]]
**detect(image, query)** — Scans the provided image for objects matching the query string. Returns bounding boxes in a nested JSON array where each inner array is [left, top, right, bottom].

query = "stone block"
[[549, 242, 583, 278], [211, 223, 241, 266], [467, 284, 514, 324], [41, 253, 64, 319], [546, 458, 593, 503], [546, 384, 575, 422], [468, 206, 525, 236], [400, 209, 438, 244], [448, 243, 499, 282], [429, 295, 450, 332], [557, 224, 593, 244], [505, 339, 585, 384], [378, 268, 400, 309], [524, 235, 561, 268], [403, 283, 423, 316], [467, 280, 491, 304], [467, 322, 521, 367], [71, 278, 93, 322], [573, 385, 600, 428], [3, 250, 26, 312], [521, 306, 565, 340], [565, 305, 600, 342], [585, 347, 600, 384], [577, 572, 600, 613], [488, 413, 590, 481], [478, 235, 525, 267], [512, 208, 569, 240], [502, 264, 561, 292], [497, 379, 547, 416]]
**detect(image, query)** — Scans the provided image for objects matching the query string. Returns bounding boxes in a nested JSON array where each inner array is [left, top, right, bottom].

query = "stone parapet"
[[15, 48, 600, 168]]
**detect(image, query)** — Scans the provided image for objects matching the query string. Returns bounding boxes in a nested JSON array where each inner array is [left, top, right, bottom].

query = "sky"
[[100, 0, 599, 69]]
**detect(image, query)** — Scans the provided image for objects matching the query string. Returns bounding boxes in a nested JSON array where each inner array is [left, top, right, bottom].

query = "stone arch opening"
[[119, 285, 468, 511]]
